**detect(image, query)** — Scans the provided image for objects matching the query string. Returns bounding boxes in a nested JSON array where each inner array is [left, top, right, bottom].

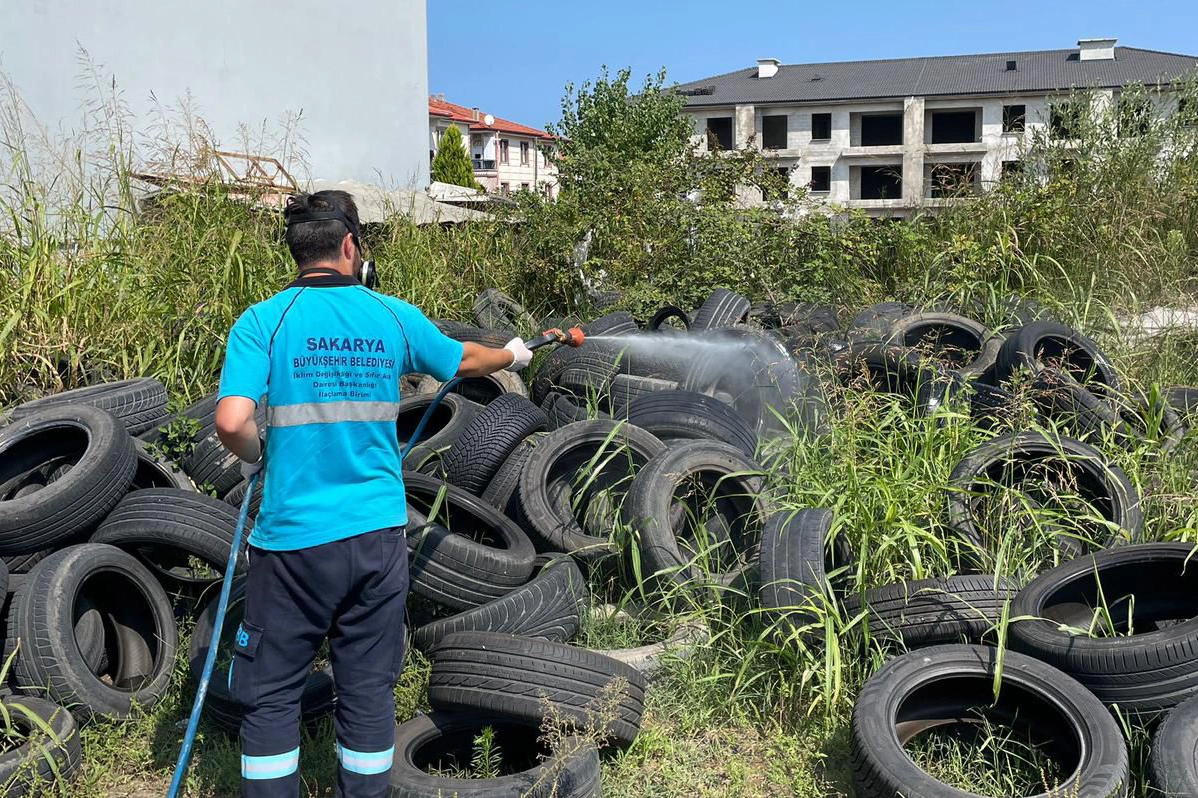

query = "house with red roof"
[[429, 95, 558, 199]]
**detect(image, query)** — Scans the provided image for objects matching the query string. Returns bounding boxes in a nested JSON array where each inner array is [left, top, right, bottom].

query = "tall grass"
[[3, 71, 1198, 795]]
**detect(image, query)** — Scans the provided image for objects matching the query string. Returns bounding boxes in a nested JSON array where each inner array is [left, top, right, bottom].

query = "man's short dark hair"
[[283, 190, 360, 267]]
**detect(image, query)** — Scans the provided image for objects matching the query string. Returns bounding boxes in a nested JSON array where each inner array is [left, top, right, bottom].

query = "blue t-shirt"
[[217, 275, 464, 551]]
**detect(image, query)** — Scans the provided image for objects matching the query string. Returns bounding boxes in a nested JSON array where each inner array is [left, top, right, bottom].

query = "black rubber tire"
[[427, 631, 647, 748], [8, 543, 178, 721], [539, 392, 604, 431], [845, 301, 915, 341], [758, 509, 840, 640], [690, 288, 751, 330], [843, 575, 1016, 649], [946, 431, 1142, 569], [411, 554, 588, 652], [417, 372, 529, 405], [555, 346, 622, 401], [996, 320, 1121, 393], [404, 472, 537, 611], [1009, 542, 1198, 717], [0, 405, 136, 555], [442, 394, 547, 496], [517, 420, 666, 563], [623, 440, 768, 591], [1150, 692, 1198, 798], [473, 287, 537, 333], [886, 312, 990, 371], [397, 393, 484, 473], [91, 488, 248, 594], [438, 324, 513, 349], [850, 644, 1129, 798], [1, 550, 53, 576], [388, 711, 601, 798], [0, 695, 83, 794], [620, 389, 758, 458], [178, 394, 267, 498], [188, 578, 335, 734], [223, 476, 264, 521], [751, 302, 840, 336], [1165, 385, 1198, 417], [647, 305, 690, 331], [130, 438, 195, 491], [9, 378, 168, 435], [74, 593, 106, 675], [582, 311, 638, 337], [606, 374, 679, 418], [833, 342, 949, 413], [479, 437, 538, 519]]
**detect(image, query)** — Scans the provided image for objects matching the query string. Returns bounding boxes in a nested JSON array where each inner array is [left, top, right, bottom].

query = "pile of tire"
[[742, 302, 1196, 797], [2, 289, 1194, 795], [0, 379, 247, 791]]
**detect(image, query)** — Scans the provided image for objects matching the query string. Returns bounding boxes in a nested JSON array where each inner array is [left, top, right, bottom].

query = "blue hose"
[[165, 468, 259, 798], [165, 378, 462, 796]]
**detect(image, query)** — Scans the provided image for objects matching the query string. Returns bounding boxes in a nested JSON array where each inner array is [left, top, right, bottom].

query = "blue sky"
[[428, 0, 1197, 131]]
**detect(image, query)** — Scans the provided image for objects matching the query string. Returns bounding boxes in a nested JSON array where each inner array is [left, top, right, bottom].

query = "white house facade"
[[676, 39, 1198, 215]]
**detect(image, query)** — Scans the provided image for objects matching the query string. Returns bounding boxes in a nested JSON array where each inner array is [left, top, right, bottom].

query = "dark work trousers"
[[232, 526, 409, 798]]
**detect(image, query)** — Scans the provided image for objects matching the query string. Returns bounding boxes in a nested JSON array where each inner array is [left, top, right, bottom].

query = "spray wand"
[[164, 326, 585, 796]]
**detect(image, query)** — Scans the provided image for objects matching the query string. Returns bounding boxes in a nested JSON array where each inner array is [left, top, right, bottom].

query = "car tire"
[[1009, 542, 1198, 717], [0, 405, 136, 555], [388, 711, 601, 798], [850, 644, 1128, 798], [411, 554, 587, 652], [427, 631, 647, 748], [8, 543, 178, 721]]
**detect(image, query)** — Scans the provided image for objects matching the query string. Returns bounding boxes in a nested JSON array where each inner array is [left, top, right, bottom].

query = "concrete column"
[[902, 96, 926, 204], [735, 104, 756, 149]]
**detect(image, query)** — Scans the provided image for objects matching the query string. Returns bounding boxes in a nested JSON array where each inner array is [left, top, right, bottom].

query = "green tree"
[[431, 125, 480, 189], [513, 67, 794, 312]]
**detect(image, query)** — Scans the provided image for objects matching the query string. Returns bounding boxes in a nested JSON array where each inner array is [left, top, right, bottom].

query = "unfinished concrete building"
[[676, 39, 1198, 215]]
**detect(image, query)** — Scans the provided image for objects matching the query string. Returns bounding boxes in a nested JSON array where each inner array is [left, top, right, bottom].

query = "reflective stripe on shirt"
[[267, 401, 401, 428]]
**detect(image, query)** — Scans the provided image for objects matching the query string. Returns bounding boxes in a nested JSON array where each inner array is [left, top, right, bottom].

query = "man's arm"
[[215, 309, 269, 467], [216, 397, 262, 464], [456, 341, 516, 377]]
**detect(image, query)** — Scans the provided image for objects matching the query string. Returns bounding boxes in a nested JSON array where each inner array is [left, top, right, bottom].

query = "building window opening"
[[1002, 104, 1026, 133], [860, 113, 903, 146], [811, 113, 832, 140], [809, 166, 831, 193], [706, 117, 734, 150], [928, 162, 980, 197], [859, 166, 902, 199], [762, 115, 788, 149], [931, 110, 979, 143]]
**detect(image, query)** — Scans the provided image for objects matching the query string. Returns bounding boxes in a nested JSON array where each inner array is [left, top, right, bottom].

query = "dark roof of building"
[[676, 47, 1198, 107]]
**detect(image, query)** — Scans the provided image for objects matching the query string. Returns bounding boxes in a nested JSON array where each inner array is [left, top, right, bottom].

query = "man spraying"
[[214, 189, 533, 798]]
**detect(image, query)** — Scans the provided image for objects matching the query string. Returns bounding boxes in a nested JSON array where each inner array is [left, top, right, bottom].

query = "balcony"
[[472, 159, 496, 172]]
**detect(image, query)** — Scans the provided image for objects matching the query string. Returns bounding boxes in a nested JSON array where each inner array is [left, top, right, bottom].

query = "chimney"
[[757, 58, 781, 79], [437, 93, 445, 102], [471, 107, 480, 122], [1078, 38, 1117, 61]]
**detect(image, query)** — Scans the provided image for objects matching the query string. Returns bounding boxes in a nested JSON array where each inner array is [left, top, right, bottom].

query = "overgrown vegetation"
[[2, 63, 1197, 795]]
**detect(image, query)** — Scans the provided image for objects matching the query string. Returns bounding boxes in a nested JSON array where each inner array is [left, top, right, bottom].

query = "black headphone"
[[286, 206, 378, 289]]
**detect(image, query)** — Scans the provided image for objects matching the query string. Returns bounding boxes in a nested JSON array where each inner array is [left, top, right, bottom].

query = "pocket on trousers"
[[230, 619, 265, 708]]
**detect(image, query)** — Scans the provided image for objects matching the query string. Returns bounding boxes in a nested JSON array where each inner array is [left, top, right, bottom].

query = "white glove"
[[240, 456, 263, 480], [503, 337, 534, 371], [240, 434, 265, 479]]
